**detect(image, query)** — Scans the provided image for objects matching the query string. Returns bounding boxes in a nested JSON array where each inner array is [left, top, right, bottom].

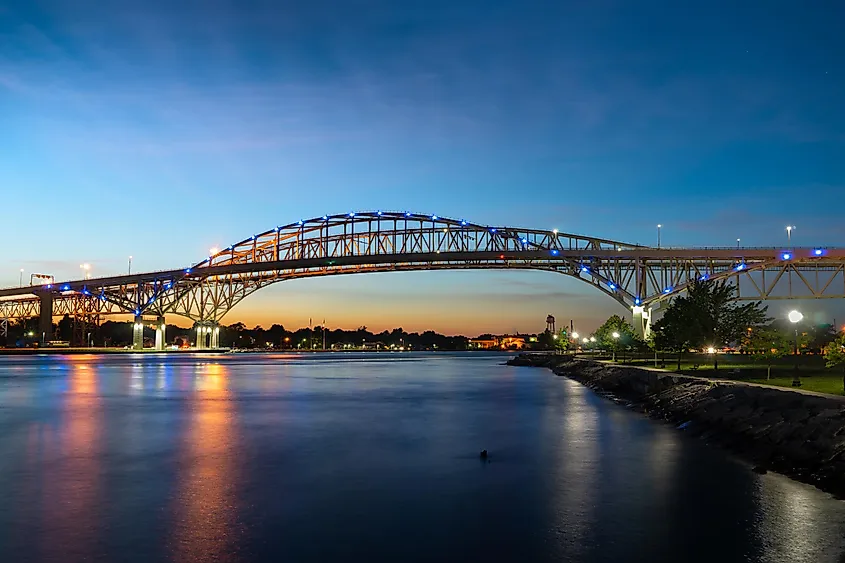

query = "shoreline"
[[0, 347, 499, 356], [508, 353, 845, 499]]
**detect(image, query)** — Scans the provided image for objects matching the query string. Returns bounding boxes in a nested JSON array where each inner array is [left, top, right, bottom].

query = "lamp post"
[[19, 268, 24, 287], [128, 256, 133, 275], [788, 310, 803, 387], [80, 263, 91, 279], [657, 224, 662, 248], [736, 238, 741, 249], [612, 331, 620, 362], [786, 226, 795, 245]]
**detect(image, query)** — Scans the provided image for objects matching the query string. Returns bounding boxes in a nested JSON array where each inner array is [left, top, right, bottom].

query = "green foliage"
[[823, 332, 845, 392], [653, 280, 769, 352], [745, 327, 792, 379], [593, 315, 639, 350], [823, 332, 845, 370]]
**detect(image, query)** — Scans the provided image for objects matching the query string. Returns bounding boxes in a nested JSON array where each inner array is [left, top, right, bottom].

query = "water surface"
[[0, 352, 843, 562]]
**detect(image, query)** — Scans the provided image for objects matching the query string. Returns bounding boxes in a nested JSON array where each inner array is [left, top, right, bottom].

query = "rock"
[[479, 449, 488, 459]]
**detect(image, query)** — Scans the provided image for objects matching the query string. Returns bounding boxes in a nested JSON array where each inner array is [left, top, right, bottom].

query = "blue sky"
[[1, 0, 843, 334]]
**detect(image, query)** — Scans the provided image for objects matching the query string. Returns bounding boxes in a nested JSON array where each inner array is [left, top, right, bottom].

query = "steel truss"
[[1, 212, 843, 326]]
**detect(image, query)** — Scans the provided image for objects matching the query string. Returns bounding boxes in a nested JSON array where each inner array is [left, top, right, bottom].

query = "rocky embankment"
[[508, 354, 845, 498]]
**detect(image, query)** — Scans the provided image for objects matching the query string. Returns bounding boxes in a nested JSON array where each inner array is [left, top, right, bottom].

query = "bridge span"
[[2, 211, 844, 349]]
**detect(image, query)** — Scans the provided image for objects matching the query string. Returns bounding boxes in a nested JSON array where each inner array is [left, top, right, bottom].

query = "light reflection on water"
[[0, 352, 842, 563], [169, 362, 241, 562], [39, 363, 102, 562]]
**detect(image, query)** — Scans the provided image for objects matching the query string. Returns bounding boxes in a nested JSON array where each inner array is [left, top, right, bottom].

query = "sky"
[[1, 0, 844, 335]]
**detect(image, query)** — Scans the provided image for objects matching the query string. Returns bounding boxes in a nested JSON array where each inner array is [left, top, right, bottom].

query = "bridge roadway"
[[1, 212, 843, 349]]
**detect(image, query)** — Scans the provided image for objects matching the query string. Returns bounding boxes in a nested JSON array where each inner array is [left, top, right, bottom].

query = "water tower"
[[546, 315, 555, 333]]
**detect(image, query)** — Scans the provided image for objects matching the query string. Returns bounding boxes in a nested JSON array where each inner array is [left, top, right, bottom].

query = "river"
[[0, 352, 842, 562]]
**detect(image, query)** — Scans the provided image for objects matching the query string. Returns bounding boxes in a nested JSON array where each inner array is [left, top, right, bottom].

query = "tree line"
[[587, 279, 845, 389]]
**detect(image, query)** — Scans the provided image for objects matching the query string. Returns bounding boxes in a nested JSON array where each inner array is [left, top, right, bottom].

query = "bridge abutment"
[[154, 317, 166, 351], [38, 292, 53, 344], [632, 306, 652, 340], [195, 322, 220, 349], [132, 316, 144, 350]]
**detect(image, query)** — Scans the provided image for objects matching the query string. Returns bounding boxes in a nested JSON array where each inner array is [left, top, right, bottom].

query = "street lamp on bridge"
[[786, 225, 796, 245], [128, 256, 133, 275], [657, 224, 662, 248], [79, 263, 91, 279], [19, 268, 24, 287]]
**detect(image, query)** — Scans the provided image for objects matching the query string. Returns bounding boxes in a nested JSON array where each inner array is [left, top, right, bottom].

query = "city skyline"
[[2, 0, 843, 334]]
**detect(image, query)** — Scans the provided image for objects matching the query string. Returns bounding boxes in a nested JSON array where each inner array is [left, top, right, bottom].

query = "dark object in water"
[[479, 449, 488, 459]]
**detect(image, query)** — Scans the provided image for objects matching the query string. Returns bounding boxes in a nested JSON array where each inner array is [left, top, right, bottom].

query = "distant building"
[[469, 338, 499, 349], [499, 335, 526, 349], [469, 335, 527, 349]]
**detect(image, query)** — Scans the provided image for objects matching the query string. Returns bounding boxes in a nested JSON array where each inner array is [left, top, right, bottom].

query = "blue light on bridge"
[[251, 235, 256, 240], [431, 215, 438, 220], [735, 263, 746, 271], [134, 309, 140, 315], [349, 212, 355, 217], [62, 284, 70, 291], [274, 226, 279, 231], [323, 215, 329, 221], [46, 284, 52, 289], [664, 287, 673, 294], [82, 288, 90, 295], [405, 212, 412, 217], [99, 294, 106, 301], [521, 238, 528, 245], [377, 211, 383, 216], [490, 228, 497, 233], [699, 274, 709, 281], [550, 249, 559, 256], [608, 282, 616, 290], [580, 266, 589, 273], [297, 220, 304, 226], [185, 268, 192, 274], [814, 248, 825, 256], [634, 297, 641, 305], [461, 220, 467, 226], [782, 252, 792, 260]]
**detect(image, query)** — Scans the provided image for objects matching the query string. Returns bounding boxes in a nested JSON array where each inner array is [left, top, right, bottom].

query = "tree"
[[823, 331, 845, 392], [653, 280, 769, 370], [651, 298, 698, 371], [594, 315, 637, 349], [745, 327, 791, 380]]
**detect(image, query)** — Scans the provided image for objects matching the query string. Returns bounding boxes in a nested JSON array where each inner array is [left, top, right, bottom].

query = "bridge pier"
[[632, 306, 652, 340], [154, 317, 166, 351], [38, 292, 53, 344], [211, 324, 220, 349], [195, 322, 220, 349], [133, 316, 144, 350]]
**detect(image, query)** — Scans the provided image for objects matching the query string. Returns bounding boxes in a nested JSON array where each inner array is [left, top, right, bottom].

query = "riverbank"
[[508, 353, 845, 498], [0, 347, 230, 355]]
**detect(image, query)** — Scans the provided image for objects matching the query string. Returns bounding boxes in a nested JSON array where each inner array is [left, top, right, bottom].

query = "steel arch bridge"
[[2, 211, 845, 348]]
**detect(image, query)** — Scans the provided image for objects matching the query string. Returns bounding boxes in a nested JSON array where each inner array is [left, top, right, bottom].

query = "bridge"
[[2, 211, 844, 349]]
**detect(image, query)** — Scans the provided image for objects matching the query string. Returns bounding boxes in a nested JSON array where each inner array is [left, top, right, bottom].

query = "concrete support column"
[[632, 306, 652, 340], [133, 316, 144, 350], [38, 292, 53, 344], [154, 317, 166, 351], [210, 324, 220, 349], [195, 325, 206, 349]]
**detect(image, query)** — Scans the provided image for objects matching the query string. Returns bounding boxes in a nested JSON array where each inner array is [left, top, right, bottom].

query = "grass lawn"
[[587, 352, 845, 396], [745, 376, 845, 396]]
